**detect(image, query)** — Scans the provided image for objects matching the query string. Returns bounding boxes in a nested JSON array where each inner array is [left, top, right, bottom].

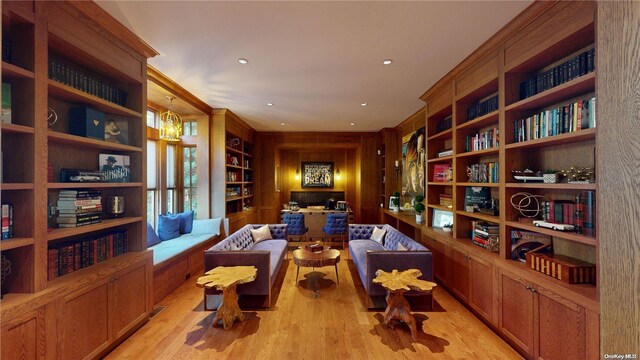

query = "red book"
[[433, 163, 451, 182]]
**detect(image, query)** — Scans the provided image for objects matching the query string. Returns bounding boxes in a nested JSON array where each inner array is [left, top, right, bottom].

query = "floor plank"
[[105, 250, 522, 360]]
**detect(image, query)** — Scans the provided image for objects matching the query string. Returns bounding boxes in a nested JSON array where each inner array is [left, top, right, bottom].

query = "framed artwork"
[[432, 209, 453, 228], [104, 118, 129, 145], [401, 127, 425, 200], [302, 162, 334, 188]]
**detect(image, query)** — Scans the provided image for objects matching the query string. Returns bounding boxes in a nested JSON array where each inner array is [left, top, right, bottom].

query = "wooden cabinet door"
[[536, 287, 586, 360], [498, 269, 535, 357], [112, 263, 149, 339], [469, 255, 495, 323], [1, 307, 45, 360], [425, 236, 449, 286], [450, 247, 470, 302], [60, 281, 111, 360]]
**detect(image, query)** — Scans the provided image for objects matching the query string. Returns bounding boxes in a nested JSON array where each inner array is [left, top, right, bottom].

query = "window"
[[146, 109, 156, 128], [146, 140, 158, 228], [183, 147, 197, 215], [183, 121, 197, 136], [166, 144, 176, 213]]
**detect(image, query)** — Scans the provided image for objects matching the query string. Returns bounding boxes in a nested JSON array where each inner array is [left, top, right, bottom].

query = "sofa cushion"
[[251, 224, 272, 243], [147, 222, 161, 247], [370, 226, 386, 244], [382, 224, 427, 251], [252, 239, 288, 282], [175, 211, 194, 234], [192, 218, 222, 236], [396, 242, 408, 251], [157, 214, 180, 241], [152, 233, 215, 265]]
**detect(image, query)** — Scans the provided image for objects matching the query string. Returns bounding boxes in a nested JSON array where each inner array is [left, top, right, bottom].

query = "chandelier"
[[159, 96, 183, 141]]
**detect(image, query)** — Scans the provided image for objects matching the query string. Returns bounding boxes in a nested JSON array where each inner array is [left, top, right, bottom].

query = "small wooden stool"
[[196, 266, 257, 329], [373, 268, 437, 339]]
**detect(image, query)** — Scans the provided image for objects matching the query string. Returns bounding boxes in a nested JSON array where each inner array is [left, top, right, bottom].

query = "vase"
[[415, 214, 423, 223]]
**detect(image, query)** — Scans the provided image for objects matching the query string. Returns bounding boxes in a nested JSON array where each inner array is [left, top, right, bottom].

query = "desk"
[[282, 209, 354, 241]]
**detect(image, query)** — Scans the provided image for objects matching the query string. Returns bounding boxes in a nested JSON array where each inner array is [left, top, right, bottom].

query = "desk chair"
[[322, 213, 348, 253], [283, 213, 308, 244]]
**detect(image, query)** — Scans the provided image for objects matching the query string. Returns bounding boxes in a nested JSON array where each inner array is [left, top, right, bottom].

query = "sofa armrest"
[[349, 224, 385, 241], [365, 251, 433, 295], [203, 250, 271, 295]]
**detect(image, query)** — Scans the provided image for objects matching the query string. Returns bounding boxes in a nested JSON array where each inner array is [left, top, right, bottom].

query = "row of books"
[[467, 94, 498, 122], [519, 48, 595, 100], [540, 191, 595, 236], [48, 53, 128, 107], [1, 203, 14, 240], [57, 190, 103, 228], [513, 97, 596, 143], [471, 221, 499, 251], [464, 128, 499, 152], [435, 115, 452, 134], [47, 231, 128, 280], [466, 162, 499, 183]]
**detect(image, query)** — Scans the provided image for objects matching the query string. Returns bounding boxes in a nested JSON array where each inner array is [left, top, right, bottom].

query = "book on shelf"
[[540, 192, 594, 236], [99, 154, 131, 182], [435, 115, 452, 133], [513, 97, 595, 143], [510, 230, 552, 262], [433, 163, 452, 182], [56, 189, 103, 228], [437, 149, 453, 158], [465, 128, 498, 152], [1, 203, 14, 240], [519, 48, 595, 100], [1, 82, 11, 124], [464, 187, 491, 211], [466, 162, 499, 183], [439, 194, 453, 208], [467, 93, 498, 122], [47, 230, 128, 280]]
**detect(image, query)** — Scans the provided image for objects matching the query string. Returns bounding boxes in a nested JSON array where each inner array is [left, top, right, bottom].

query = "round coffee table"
[[292, 248, 340, 286]]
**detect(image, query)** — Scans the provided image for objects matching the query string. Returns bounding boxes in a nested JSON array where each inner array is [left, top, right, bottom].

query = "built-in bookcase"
[[225, 131, 254, 215]]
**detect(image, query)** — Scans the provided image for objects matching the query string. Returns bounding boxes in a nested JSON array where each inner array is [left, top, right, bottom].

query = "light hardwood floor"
[[106, 250, 522, 360]]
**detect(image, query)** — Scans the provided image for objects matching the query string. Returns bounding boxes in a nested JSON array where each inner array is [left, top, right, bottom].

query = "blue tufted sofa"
[[203, 224, 288, 308], [348, 224, 433, 301]]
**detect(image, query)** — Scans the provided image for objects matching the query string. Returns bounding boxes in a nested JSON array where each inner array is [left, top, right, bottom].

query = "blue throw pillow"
[[157, 214, 180, 241], [177, 211, 194, 234], [146, 222, 161, 247]]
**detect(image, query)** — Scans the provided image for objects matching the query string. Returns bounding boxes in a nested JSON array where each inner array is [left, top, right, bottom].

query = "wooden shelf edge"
[[0, 237, 35, 251], [505, 72, 596, 112], [1, 123, 35, 134], [505, 128, 596, 150], [47, 130, 143, 152], [457, 182, 500, 188], [226, 164, 243, 169], [47, 80, 143, 118], [2, 62, 35, 79], [427, 182, 453, 186], [225, 146, 243, 154], [47, 217, 142, 241], [427, 204, 454, 212], [427, 128, 453, 141], [47, 182, 143, 189], [505, 220, 597, 246], [456, 147, 499, 158], [456, 110, 499, 131], [505, 182, 596, 190], [1, 183, 35, 190], [456, 210, 500, 223], [428, 155, 453, 163], [226, 197, 243, 202]]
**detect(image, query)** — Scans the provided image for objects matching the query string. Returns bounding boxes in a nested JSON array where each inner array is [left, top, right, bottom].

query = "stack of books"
[[439, 194, 453, 209], [472, 221, 499, 250], [1, 203, 14, 239], [57, 190, 103, 228]]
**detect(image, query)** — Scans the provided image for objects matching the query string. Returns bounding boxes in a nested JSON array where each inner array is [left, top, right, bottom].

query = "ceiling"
[[97, 1, 532, 132]]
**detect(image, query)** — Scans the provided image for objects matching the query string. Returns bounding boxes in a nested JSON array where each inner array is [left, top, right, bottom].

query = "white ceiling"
[[97, 1, 532, 132]]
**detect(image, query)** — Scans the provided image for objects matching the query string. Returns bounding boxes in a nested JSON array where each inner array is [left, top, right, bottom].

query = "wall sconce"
[[294, 168, 300, 180], [336, 168, 341, 180]]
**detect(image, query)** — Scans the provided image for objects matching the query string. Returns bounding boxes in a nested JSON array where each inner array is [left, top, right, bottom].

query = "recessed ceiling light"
[[267, 102, 273, 106], [350, 123, 355, 126], [238, 58, 248, 64], [280, 123, 285, 126], [361, 102, 367, 106], [382, 59, 393, 65]]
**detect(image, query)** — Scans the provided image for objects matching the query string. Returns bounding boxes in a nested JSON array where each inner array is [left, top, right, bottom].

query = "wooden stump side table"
[[196, 265, 257, 329], [372, 268, 437, 339]]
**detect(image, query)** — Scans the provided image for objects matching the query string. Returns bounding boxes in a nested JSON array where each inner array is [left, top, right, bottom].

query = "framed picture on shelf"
[[301, 162, 334, 188], [432, 209, 453, 228], [99, 154, 131, 182], [104, 119, 129, 145]]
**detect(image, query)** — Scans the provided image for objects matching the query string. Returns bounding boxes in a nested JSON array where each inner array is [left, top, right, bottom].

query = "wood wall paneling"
[[597, 0, 640, 355]]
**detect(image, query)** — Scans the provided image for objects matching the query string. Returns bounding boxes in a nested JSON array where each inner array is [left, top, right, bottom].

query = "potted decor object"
[[443, 223, 453, 233], [414, 194, 425, 223], [543, 170, 560, 183], [391, 191, 400, 212]]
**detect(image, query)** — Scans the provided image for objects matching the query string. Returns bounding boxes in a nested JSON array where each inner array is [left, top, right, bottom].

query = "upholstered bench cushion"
[[152, 233, 216, 266]]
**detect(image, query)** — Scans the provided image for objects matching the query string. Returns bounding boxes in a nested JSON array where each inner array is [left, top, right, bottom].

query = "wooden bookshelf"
[[418, 2, 599, 359], [1, 2, 157, 358]]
